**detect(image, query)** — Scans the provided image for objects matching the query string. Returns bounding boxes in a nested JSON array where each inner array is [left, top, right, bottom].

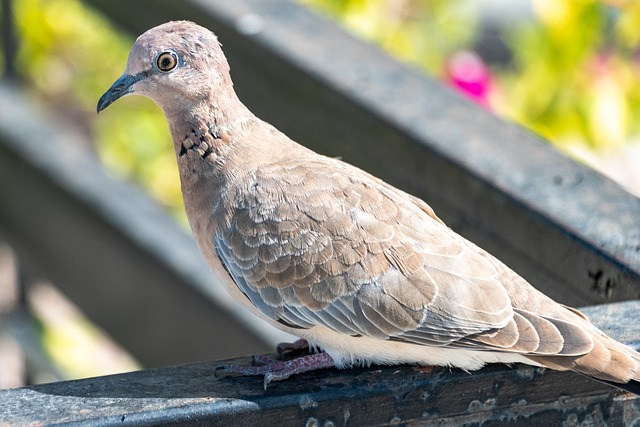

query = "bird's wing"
[[215, 157, 593, 355]]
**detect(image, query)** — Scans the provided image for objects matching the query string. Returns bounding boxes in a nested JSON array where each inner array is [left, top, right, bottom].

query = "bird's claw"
[[216, 351, 335, 390]]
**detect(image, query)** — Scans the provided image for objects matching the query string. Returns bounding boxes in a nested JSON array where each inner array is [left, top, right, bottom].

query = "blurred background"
[[0, 0, 638, 388]]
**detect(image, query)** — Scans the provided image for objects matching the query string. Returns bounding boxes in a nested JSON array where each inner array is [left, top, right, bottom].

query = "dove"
[[97, 21, 640, 392]]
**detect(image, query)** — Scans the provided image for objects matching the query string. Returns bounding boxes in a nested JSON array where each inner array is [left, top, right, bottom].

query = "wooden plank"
[[81, 0, 640, 307], [1, 301, 639, 426]]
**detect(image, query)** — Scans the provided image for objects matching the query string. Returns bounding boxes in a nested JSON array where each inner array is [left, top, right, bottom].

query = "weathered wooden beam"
[[1, 301, 639, 426], [81, 0, 640, 307]]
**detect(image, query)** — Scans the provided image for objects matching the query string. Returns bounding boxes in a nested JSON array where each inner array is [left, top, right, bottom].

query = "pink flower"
[[446, 50, 493, 109]]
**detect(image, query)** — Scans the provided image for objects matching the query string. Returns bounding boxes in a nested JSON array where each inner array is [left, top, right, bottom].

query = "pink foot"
[[217, 351, 335, 389]]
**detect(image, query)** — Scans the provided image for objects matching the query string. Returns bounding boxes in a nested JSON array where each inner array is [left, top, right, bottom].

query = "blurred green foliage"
[[298, 0, 478, 73], [10, 0, 184, 222], [502, 0, 640, 151], [3, 0, 640, 220], [302, 0, 640, 153]]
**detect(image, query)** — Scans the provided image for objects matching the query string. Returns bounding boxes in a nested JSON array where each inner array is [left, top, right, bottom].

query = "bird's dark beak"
[[97, 72, 144, 113]]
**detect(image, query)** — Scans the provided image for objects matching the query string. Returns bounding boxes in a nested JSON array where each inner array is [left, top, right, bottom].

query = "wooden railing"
[[0, 0, 639, 425], [1, 301, 638, 425]]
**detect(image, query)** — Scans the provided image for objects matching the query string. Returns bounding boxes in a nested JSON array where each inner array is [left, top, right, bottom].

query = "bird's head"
[[97, 21, 233, 116]]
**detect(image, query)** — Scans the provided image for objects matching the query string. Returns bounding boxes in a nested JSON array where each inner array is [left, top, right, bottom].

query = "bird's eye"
[[157, 51, 178, 72]]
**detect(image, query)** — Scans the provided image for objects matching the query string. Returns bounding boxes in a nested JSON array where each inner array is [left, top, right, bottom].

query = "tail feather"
[[528, 329, 640, 394], [583, 376, 640, 396]]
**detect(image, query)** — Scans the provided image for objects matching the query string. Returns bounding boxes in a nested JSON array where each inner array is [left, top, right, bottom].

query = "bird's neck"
[[166, 97, 255, 228], [166, 97, 252, 163]]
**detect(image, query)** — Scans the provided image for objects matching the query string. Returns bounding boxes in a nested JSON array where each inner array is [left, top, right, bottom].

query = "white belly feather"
[[297, 324, 542, 371]]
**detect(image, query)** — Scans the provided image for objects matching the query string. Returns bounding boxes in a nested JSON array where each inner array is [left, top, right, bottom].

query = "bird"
[[97, 21, 640, 392]]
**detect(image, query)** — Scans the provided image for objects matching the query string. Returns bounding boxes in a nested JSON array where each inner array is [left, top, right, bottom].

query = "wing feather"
[[214, 157, 594, 357]]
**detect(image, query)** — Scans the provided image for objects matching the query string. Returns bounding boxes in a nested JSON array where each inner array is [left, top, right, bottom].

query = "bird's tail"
[[528, 327, 640, 396]]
